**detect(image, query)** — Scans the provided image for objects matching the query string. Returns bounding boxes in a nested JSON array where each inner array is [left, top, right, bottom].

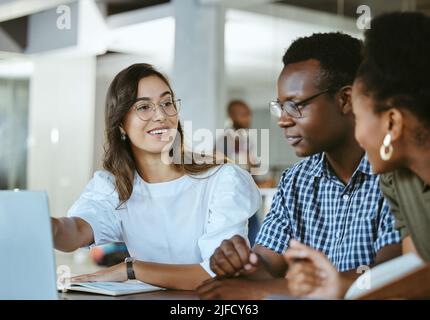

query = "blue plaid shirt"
[[255, 153, 400, 272]]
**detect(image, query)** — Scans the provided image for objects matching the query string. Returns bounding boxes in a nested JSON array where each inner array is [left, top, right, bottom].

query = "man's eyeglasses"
[[269, 89, 335, 119], [133, 98, 181, 121]]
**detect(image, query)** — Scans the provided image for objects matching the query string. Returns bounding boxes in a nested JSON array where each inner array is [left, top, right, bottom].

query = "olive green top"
[[380, 168, 430, 262]]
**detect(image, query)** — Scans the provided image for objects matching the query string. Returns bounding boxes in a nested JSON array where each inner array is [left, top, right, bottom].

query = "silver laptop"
[[0, 191, 58, 299]]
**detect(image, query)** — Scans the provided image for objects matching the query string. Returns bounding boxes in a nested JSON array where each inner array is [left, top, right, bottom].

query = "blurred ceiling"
[[99, 0, 170, 16], [1, 0, 429, 21], [96, 0, 430, 16], [274, 0, 430, 16]]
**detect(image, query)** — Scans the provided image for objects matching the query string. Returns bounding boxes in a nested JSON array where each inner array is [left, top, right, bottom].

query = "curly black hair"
[[357, 12, 430, 127], [282, 32, 363, 92]]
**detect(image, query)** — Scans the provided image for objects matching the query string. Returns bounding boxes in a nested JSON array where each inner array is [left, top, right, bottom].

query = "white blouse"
[[67, 164, 261, 276]]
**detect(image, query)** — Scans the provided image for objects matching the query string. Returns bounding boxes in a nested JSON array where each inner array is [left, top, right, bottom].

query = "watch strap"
[[125, 257, 136, 280]]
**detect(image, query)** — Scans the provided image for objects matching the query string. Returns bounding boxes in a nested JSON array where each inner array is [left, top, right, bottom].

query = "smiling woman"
[[50, 63, 262, 291], [103, 64, 222, 206]]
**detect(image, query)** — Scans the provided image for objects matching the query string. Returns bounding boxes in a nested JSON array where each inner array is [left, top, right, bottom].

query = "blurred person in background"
[[215, 100, 275, 245], [216, 99, 276, 188]]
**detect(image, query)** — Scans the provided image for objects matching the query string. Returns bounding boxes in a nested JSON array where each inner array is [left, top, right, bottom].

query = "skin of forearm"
[[337, 269, 362, 296], [243, 262, 286, 280], [133, 261, 211, 290], [252, 245, 289, 279], [251, 278, 291, 297], [265, 262, 288, 279], [341, 269, 361, 280], [52, 217, 87, 252]]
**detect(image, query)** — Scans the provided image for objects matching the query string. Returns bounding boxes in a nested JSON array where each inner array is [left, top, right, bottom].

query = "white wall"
[[0, 78, 29, 189], [27, 54, 96, 217]]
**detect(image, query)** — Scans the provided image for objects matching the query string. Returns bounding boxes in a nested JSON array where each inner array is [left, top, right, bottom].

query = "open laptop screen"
[[0, 191, 58, 300]]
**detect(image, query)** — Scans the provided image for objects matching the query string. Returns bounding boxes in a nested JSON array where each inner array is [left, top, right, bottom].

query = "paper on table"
[[61, 280, 164, 296]]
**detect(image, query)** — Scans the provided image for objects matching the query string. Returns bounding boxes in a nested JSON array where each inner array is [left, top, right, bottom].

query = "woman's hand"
[[286, 259, 325, 296], [284, 240, 347, 299], [69, 262, 128, 283]]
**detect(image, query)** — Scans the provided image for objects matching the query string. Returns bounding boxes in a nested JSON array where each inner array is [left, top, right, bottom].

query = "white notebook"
[[345, 253, 425, 300], [59, 280, 164, 296]]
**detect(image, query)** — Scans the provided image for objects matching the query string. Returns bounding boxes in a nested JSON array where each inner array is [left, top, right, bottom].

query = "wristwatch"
[[125, 257, 136, 280]]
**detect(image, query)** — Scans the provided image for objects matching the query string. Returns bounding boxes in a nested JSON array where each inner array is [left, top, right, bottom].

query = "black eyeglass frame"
[[270, 89, 337, 118]]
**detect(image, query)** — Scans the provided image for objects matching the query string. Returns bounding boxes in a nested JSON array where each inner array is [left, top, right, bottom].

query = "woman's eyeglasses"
[[133, 99, 181, 121]]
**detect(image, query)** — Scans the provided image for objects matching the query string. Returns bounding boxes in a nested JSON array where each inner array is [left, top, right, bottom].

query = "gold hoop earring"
[[379, 133, 393, 161]]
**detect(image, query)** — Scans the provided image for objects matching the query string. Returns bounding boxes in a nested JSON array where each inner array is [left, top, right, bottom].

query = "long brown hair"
[[103, 63, 226, 207]]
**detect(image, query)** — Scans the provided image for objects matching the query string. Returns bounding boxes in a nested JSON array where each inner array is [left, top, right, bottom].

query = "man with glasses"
[[197, 33, 401, 299]]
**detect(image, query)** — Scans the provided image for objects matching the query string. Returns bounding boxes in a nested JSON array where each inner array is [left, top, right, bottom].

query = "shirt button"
[[336, 232, 342, 239], [342, 194, 349, 201]]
